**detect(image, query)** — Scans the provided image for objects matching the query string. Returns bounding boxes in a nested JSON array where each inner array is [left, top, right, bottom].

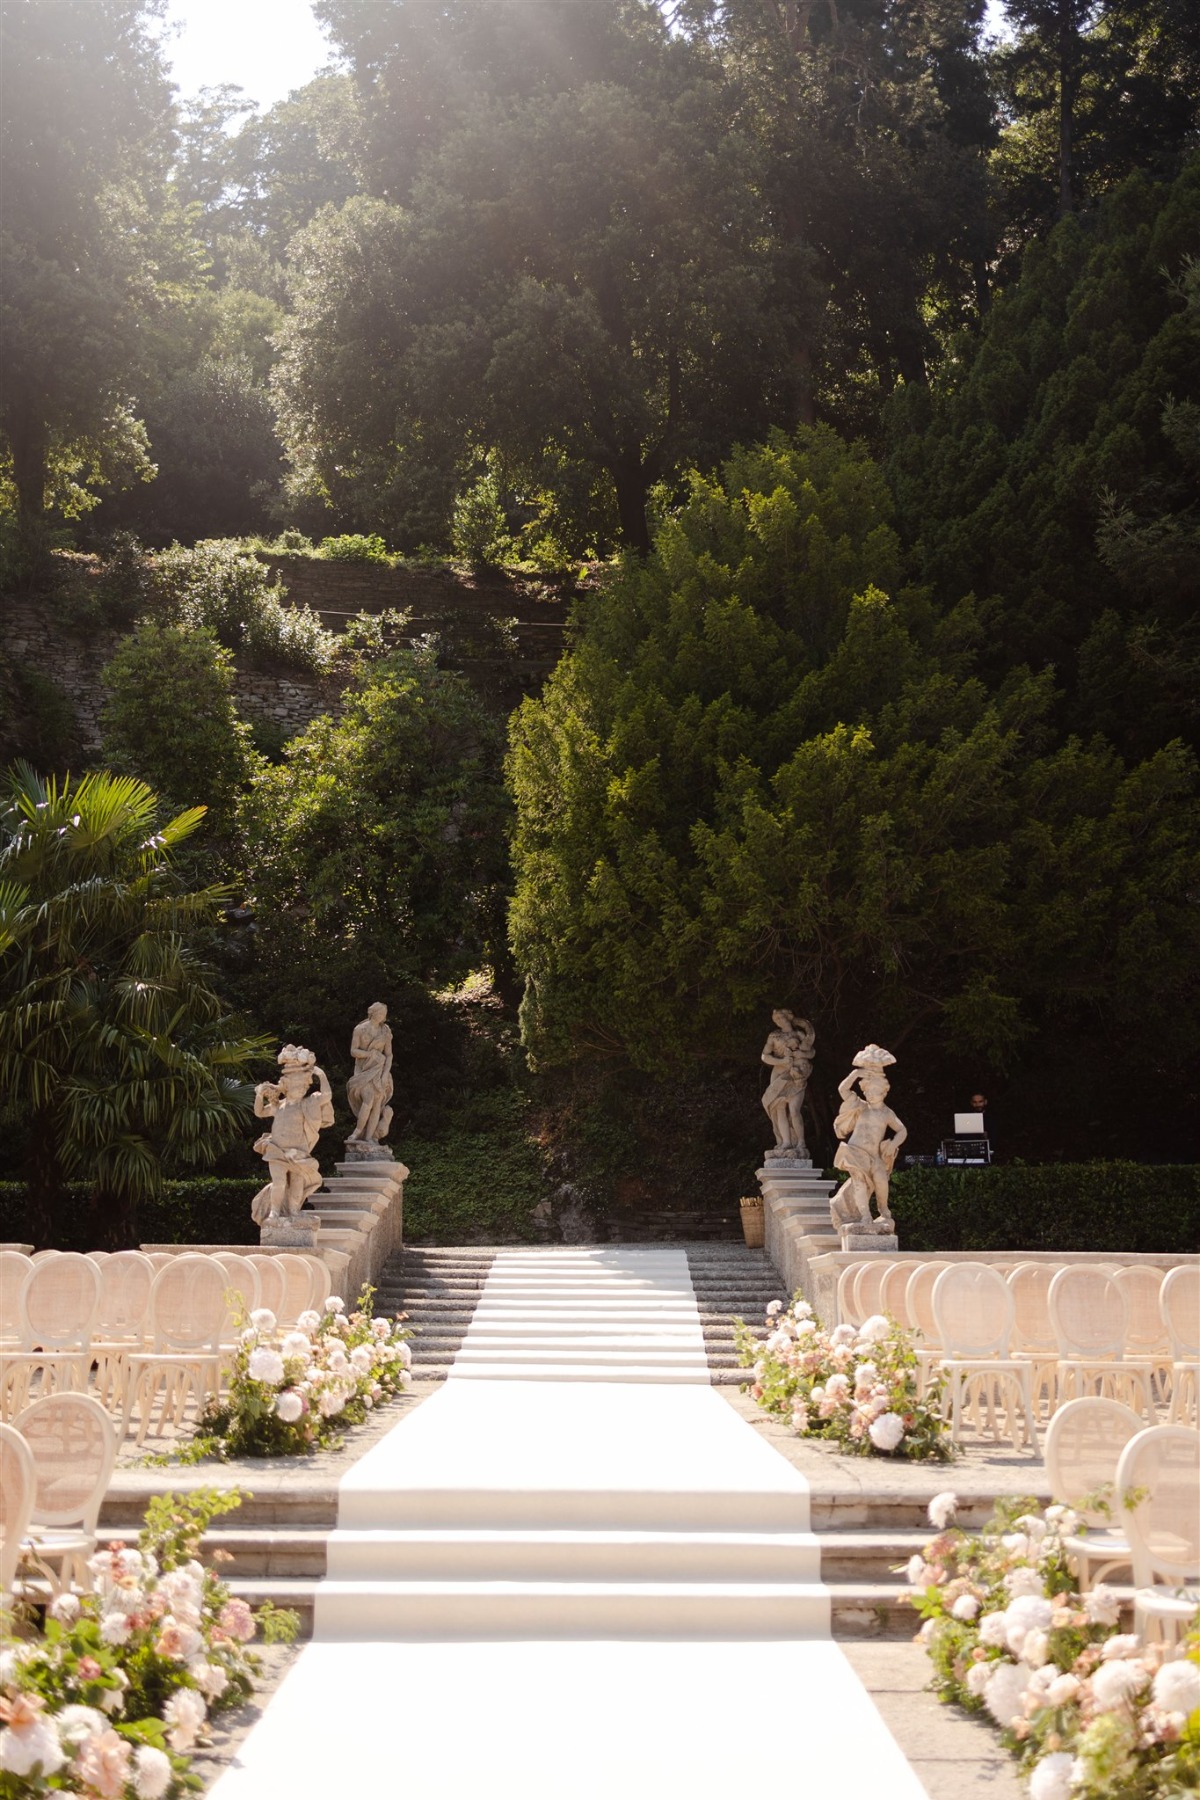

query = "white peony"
[[48, 1591, 82, 1624], [53, 1705, 106, 1748], [928, 1491, 958, 1531], [952, 1594, 980, 1622], [1152, 1659, 1200, 1718], [1028, 1751, 1075, 1800], [857, 1314, 890, 1344], [830, 1324, 856, 1346], [1006, 1566, 1045, 1599], [1021, 1629, 1050, 1669], [189, 1659, 230, 1699], [1090, 1658, 1147, 1712], [1047, 1672, 1081, 1706], [133, 1743, 173, 1799], [350, 1345, 374, 1372], [296, 1309, 320, 1333], [318, 1390, 345, 1417], [979, 1610, 1010, 1647], [905, 1554, 930, 1587], [0, 1716, 64, 1777], [100, 1610, 132, 1645], [966, 1661, 992, 1697], [1001, 1532, 1031, 1560], [1005, 1594, 1053, 1656], [163, 1688, 207, 1752], [868, 1412, 905, 1451], [282, 1331, 312, 1360], [395, 1341, 412, 1368], [984, 1660, 1031, 1727], [247, 1346, 285, 1386], [326, 1295, 345, 1313], [275, 1389, 304, 1423], [250, 1307, 277, 1331], [766, 1299, 783, 1316], [1083, 1584, 1121, 1626], [1101, 1634, 1143, 1661]]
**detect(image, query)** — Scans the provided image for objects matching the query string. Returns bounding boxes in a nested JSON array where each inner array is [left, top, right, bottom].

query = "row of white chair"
[[0, 1249, 332, 1439], [1045, 1400, 1199, 1647]]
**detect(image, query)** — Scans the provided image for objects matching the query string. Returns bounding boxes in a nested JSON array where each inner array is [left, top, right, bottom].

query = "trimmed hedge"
[[0, 1180, 257, 1251], [888, 1162, 1200, 1254]]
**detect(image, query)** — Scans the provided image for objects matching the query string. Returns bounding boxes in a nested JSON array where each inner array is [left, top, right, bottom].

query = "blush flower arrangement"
[[734, 1296, 951, 1461], [192, 1285, 414, 1458], [903, 1490, 1200, 1800], [0, 1489, 297, 1798]]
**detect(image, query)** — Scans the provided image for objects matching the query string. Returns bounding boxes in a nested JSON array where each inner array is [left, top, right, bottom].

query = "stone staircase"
[[685, 1245, 789, 1385]]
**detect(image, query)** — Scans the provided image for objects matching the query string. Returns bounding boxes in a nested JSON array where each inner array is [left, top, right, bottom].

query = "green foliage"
[[451, 472, 516, 569], [0, 654, 77, 771], [146, 540, 336, 674], [508, 424, 1200, 1120], [316, 532, 391, 562], [0, 767, 270, 1247], [403, 1092, 546, 1245], [237, 650, 510, 1044], [0, 1178, 258, 1249], [101, 623, 256, 832], [889, 1162, 1200, 1254], [887, 157, 1200, 755], [141, 1486, 244, 1570]]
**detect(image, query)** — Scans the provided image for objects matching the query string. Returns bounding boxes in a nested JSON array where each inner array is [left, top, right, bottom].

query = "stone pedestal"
[[344, 1139, 395, 1163], [838, 1229, 898, 1253], [260, 1215, 320, 1249], [755, 1162, 839, 1303]]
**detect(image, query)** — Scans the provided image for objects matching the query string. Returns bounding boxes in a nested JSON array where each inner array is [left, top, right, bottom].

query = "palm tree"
[[0, 765, 271, 1247]]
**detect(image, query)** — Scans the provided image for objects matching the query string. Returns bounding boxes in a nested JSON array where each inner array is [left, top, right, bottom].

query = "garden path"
[[207, 1247, 930, 1797]]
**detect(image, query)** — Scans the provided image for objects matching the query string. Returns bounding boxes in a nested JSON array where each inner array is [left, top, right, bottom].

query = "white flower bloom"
[[830, 1324, 856, 1346], [100, 1610, 132, 1645], [1090, 1659, 1147, 1712], [979, 1610, 1010, 1647], [826, 1373, 851, 1399], [1004, 1594, 1053, 1656], [1047, 1672, 1081, 1706], [766, 1299, 783, 1317], [163, 1687, 207, 1752], [350, 1345, 374, 1372], [189, 1660, 230, 1700], [247, 1346, 285, 1386], [868, 1412, 905, 1451], [1015, 1514, 1048, 1543], [395, 1341, 413, 1368], [240, 1326, 258, 1346], [1005, 1566, 1044, 1599], [326, 1295, 345, 1314], [1021, 1628, 1050, 1668], [794, 1318, 815, 1336], [966, 1661, 991, 1697], [905, 1554, 930, 1587], [952, 1593, 980, 1622], [250, 1307, 277, 1331], [0, 1717, 64, 1776], [984, 1661, 1030, 1727], [854, 1361, 879, 1386], [275, 1389, 304, 1423], [1028, 1750, 1075, 1800], [1083, 1584, 1121, 1626], [296, 1309, 320, 1333], [133, 1743, 173, 1799], [54, 1705, 106, 1747], [48, 1591, 82, 1624], [1044, 1504, 1078, 1533], [794, 1300, 814, 1318], [282, 1331, 312, 1360], [1001, 1532, 1031, 1560], [857, 1314, 890, 1344], [928, 1491, 958, 1531], [318, 1390, 345, 1417], [1101, 1633, 1143, 1661], [1153, 1659, 1200, 1718]]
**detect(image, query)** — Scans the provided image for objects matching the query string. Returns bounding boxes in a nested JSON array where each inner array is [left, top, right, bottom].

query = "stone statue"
[[250, 1044, 334, 1232], [761, 1010, 816, 1164], [829, 1045, 907, 1242], [345, 1002, 394, 1160]]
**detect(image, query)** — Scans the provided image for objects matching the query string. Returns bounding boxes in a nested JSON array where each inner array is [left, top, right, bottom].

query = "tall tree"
[[0, 0, 191, 539]]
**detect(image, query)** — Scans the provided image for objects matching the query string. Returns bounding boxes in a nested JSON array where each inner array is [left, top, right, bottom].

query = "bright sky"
[[160, 0, 1013, 116], [159, 0, 335, 112]]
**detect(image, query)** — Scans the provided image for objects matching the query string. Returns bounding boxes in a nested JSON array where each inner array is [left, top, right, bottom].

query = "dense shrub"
[[889, 1162, 1200, 1254], [100, 623, 256, 830], [148, 540, 336, 673], [317, 532, 391, 562], [0, 1179, 257, 1248]]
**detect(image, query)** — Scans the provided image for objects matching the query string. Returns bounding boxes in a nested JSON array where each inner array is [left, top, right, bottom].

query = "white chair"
[[144, 1252, 175, 1273], [306, 1257, 332, 1313], [932, 1263, 1039, 1451], [1044, 1397, 1143, 1590], [249, 1254, 288, 1322], [1161, 1267, 1199, 1425], [0, 1421, 37, 1599], [906, 1260, 951, 1394], [215, 1253, 260, 1329], [0, 1252, 102, 1420], [276, 1253, 317, 1326], [835, 1261, 866, 1328], [1113, 1266, 1172, 1406], [853, 1260, 888, 1323], [1048, 1267, 1154, 1419], [123, 1255, 227, 1445], [90, 1252, 155, 1411], [14, 1392, 117, 1595], [878, 1260, 914, 1329], [0, 1251, 32, 1343], [1009, 1261, 1061, 1418], [1116, 1424, 1200, 1647]]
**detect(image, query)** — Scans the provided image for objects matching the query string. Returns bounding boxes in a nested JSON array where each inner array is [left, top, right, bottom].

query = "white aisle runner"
[[208, 1248, 929, 1798]]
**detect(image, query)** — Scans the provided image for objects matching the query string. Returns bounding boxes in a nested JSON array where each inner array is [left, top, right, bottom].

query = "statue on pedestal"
[[829, 1045, 907, 1246], [251, 1045, 334, 1239], [345, 1002, 394, 1161], [761, 1010, 816, 1164]]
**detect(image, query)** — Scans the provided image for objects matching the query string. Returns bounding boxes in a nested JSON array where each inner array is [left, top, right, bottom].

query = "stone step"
[[326, 1527, 822, 1584], [314, 1577, 832, 1638]]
